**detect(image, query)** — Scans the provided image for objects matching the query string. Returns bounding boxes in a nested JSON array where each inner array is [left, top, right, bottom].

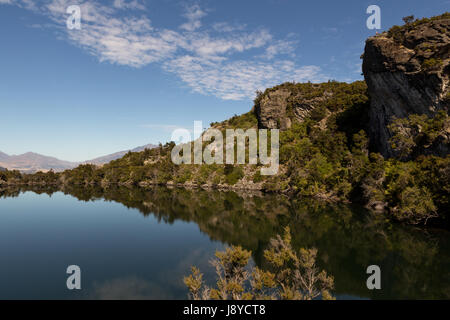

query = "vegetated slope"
[[84, 144, 157, 165]]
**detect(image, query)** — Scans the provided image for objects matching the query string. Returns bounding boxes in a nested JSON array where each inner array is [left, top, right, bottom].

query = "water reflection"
[[89, 276, 167, 300], [1, 185, 449, 299]]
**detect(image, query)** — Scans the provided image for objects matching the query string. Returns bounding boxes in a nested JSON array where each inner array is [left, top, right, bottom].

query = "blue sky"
[[0, 0, 448, 161]]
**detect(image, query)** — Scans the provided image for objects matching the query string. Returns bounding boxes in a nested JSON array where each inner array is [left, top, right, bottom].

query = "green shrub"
[[422, 58, 443, 70], [224, 165, 244, 185], [184, 228, 334, 300]]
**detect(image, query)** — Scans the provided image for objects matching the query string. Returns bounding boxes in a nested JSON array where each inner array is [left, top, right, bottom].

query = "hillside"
[[1, 13, 449, 226], [0, 152, 78, 173], [0, 144, 157, 173], [84, 144, 157, 165]]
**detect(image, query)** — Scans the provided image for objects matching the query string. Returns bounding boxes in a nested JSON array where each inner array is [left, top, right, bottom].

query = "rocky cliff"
[[254, 82, 355, 130], [253, 14, 449, 159], [362, 13, 450, 157], [255, 88, 292, 130]]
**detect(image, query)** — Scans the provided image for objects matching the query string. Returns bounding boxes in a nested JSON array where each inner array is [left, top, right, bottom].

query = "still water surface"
[[0, 186, 449, 299]]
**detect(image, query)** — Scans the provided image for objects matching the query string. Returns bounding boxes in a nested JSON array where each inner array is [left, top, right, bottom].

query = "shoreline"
[[2, 179, 448, 230]]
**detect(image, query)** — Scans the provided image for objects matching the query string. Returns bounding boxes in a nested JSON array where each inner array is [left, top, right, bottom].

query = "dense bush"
[[387, 12, 450, 44], [388, 110, 448, 159]]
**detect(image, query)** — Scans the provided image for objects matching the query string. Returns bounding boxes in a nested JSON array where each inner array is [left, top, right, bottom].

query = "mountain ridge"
[[0, 143, 157, 173], [83, 144, 157, 165]]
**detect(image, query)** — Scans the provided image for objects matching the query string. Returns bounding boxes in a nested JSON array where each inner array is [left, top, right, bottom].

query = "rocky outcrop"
[[255, 89, 292, 129], [254, 85, 333, 130], [363, 15, 449, 157]]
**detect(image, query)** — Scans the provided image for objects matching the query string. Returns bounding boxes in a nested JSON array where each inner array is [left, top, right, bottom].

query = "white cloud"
[[263, 39, 297, 59], [113, 0, 146, 11], [212, 22, 246, 33], [179, 4, 206, 32], [164, 56, 325, 100], [177, 29, 272, 59], [3, 1, 328, 100], [42, 0, 176, 67], [2, 0, 35, 9]]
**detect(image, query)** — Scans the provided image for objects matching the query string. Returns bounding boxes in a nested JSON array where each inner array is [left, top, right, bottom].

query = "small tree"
[[402, 15, 415, 25], [184, 227, 335, 300]]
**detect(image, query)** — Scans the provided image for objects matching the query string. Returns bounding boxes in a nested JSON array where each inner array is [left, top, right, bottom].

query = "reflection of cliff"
[[2, 185, 449, 299]]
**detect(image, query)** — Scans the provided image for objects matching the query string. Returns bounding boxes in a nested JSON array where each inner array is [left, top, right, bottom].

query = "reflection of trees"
[[2, 185, 449, 299], [1, 186, 56, 198]]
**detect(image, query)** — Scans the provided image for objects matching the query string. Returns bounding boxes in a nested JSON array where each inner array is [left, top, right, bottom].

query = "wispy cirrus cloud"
[[164, 57, 324, 100], [113, 0, 146, 11], [212, 22, 246, 33], [1, 0, 329, 100], [179, 3, 206, 32], [262, 38, 298, 59]]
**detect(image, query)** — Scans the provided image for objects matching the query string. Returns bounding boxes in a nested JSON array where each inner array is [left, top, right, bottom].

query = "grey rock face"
[[255, 89, 292, 130], [254, 87, 332, 130], [363, 17, 449, 157]]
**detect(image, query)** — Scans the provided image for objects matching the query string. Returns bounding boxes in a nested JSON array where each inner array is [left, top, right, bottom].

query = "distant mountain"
[[84, 144, 158, 165], [0, 144, 157, 173], [0, 152, 78, 173], [0, 151, 10, 161]]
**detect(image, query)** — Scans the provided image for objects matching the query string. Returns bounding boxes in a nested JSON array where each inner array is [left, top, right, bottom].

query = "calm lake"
[[0, 186, 449, 299]]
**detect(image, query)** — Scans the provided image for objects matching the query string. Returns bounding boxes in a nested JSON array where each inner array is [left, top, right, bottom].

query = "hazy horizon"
[[0, 142, 158, 163]]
